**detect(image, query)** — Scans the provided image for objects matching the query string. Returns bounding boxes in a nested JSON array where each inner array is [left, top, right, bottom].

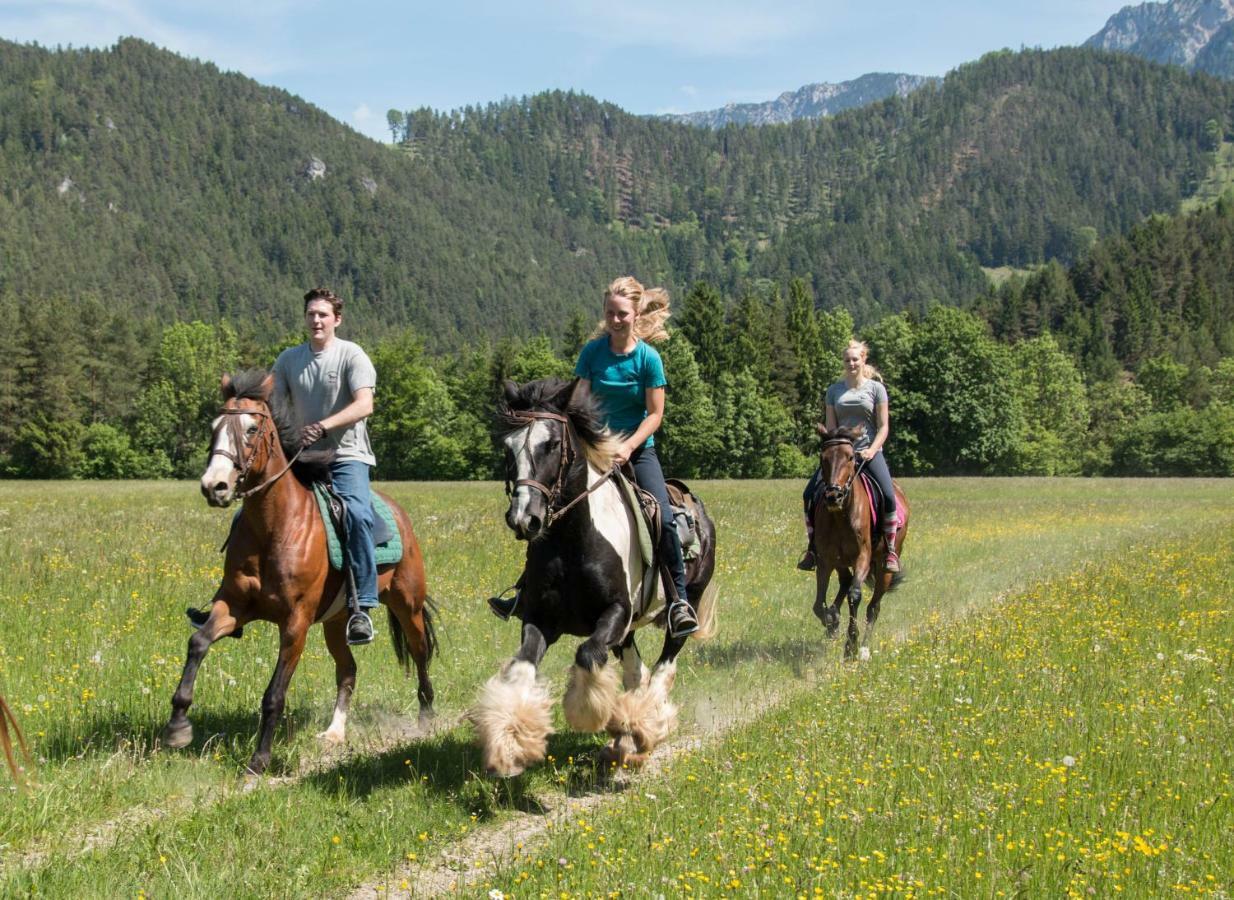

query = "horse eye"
[[246, 425, 258, 435]]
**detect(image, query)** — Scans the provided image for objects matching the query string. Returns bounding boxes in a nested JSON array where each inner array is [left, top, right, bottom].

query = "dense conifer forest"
[[1, 38, 1231, 478]]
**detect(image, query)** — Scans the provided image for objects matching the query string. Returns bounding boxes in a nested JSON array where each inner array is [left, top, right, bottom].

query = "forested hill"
[[388, 48, 1232, 320], [3, 39, 1233, 345], [0, 38, 649, 347]]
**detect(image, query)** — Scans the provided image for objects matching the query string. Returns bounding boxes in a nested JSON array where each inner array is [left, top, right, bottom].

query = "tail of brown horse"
[[1, 694, 32, 786], [388, 595, 439, 674]]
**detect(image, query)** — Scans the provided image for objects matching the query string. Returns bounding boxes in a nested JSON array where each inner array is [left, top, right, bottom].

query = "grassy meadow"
[[0, 478, 1230, 896]]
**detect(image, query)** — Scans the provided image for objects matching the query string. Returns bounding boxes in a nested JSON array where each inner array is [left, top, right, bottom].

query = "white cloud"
[[352, 102, 374, 124]]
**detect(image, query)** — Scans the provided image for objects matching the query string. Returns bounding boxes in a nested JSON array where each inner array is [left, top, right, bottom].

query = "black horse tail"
[[387, 595, 440, 674]]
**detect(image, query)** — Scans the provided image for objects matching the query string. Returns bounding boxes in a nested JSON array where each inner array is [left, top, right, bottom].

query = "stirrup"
[[796, 549, 816, 571], [185, 607, 243, 639], [487, 586, 520, 621], [667, 601, 699, 639], [346, 610, 375, 646]]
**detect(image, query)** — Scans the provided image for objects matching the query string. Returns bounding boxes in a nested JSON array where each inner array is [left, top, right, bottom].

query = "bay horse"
[[469, 378, 718, 777], [810, 425, 910, 658], [161, 370, 436, 775]]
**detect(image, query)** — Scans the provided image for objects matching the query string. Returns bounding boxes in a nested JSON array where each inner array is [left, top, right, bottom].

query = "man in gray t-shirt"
[[271, 288, 380, 646]]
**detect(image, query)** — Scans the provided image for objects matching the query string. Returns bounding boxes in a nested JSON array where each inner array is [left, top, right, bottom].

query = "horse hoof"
[[245, 755, 270, 776], [316, 729, 345, 745], [162, 721, 193, 750], [598, 742, 627, 769]]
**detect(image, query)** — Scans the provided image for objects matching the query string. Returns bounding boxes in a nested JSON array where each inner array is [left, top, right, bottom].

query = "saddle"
[[312, 483, 402, 572]]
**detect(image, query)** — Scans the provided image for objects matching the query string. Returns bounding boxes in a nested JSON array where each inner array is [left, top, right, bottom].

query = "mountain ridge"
[[662, 72, 937, 128], [1085, 0, 1234, 77]]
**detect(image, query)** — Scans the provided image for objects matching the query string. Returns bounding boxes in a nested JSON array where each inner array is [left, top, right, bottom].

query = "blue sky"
[[0, 1, 1131, 141]]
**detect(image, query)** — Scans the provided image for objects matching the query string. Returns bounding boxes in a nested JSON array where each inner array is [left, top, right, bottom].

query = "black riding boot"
[[488, 575, 523, 620]]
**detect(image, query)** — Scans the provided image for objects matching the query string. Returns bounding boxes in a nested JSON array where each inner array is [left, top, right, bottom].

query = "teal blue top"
[[574, 337, 667, 448]]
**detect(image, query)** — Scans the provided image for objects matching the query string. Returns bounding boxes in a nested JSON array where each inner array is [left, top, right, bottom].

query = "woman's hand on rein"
[[859, 447, 877, 461], [613, 441, 634, 468]]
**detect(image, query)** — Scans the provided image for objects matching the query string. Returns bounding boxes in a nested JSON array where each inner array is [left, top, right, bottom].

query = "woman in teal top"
[[490, 276, 698, 638]]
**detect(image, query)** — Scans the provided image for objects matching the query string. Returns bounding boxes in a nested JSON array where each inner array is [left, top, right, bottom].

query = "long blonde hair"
[[845, 339, 883, 382], [591, 276, 671, 344]]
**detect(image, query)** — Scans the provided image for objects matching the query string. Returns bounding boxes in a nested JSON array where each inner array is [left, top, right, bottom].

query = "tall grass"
[[0, 478, 1229, 895]]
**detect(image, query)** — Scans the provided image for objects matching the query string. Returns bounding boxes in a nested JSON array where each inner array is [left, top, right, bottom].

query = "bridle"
[[210, 404, 303, 500], [505, 410, 615, 530], [820, 436, 869, 508]]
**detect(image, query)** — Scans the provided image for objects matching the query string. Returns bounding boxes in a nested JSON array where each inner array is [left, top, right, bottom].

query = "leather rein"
[[505, 410, 615, 530], [212, 406, 305, 500]]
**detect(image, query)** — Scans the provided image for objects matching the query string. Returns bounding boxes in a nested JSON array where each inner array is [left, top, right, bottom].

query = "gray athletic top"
[[825, 378, 887, 451], [272, 339, 377, 466]]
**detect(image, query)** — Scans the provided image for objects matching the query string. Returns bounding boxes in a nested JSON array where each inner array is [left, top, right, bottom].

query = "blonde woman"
[[798, 339, 900, 573], [490, 276, 698, 637]]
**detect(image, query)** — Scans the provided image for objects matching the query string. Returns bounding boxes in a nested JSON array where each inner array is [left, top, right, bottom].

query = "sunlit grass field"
[[0, 478, 1230, 896]]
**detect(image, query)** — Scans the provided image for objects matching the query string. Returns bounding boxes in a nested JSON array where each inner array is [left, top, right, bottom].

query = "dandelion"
[[1062, 756, 1076, 768]]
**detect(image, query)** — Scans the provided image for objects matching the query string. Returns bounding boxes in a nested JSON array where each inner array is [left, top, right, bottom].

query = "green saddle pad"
[[312, 484, 403, 572], [614, 470, 656, 564]]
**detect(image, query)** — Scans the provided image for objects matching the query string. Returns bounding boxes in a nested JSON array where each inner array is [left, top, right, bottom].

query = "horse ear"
[[566, 377, 589, 409], [259, 373, 275, 400], [852, 424, 866, 441], [220, 373, 233, 398], [503, 379, 521, 405], [815, 422, 827, 437]]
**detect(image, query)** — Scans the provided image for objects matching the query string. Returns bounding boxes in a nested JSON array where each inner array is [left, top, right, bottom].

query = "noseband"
[[505, 410, 614, 530], [211, 406, 303, 499]]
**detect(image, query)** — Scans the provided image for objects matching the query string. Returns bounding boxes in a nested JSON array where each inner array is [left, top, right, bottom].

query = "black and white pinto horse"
[[469, 378, 718, 777]]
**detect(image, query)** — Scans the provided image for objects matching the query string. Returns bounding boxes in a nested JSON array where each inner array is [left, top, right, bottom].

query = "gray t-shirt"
[[272, 339, 377, 466], [825, 378, 887, 451]]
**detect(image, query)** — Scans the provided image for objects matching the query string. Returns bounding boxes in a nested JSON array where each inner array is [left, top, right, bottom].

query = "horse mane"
[[816, 424, 866, 445], [497, 378, 621, 473]]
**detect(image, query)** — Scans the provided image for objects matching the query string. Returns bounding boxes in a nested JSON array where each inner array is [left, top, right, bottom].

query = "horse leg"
[[162, 597, 241, 750], [385, 593, 436, 725], [247, 615, 310, 776], [603, 620, 687, 768], [812, 565, 836, 634], [317, 616, 355, 745], [613, 633, 647, 690], [469, 621, 557, 777], [845, 554, 872, 660], [825, 569, 851, 639], [564, 603, 627, 732]]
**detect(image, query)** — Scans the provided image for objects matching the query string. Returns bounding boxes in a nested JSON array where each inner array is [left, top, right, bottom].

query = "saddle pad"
[[860, 473, 906, 533], [613, 469, 656, 565], [312, 485, 403, 572]]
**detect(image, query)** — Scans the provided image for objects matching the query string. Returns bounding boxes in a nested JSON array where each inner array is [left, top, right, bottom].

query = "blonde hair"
[[591, 276, 671, 344], [844, 339, 883, 382]]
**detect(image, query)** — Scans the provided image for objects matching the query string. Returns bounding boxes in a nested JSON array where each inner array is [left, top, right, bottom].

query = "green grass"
[[0, 479, 1230, 896], [490, 535, 1234, 897]]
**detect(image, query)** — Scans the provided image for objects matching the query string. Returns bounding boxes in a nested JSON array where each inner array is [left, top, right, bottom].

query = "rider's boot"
[[667, 599, 699, 639], [796, 545, 817, 571], [346, 608, 375, 645], [884, 528, 900, 573], [186, 607, 244, 639], [488, 577, 523, 621]]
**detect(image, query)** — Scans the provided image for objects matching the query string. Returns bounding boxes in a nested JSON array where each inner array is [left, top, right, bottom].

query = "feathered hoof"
[[605, 664, 678, 760], [467, 660, 553, 777], [563, 661, 620, 733]]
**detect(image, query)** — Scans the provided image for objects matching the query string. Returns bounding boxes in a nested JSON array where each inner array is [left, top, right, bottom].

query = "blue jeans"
[[630, 445, 688, 603], [331, 460, 378, 609]]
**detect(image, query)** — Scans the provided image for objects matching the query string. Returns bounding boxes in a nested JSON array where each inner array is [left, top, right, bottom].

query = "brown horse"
[[810, 425, 910, 658], [161, 370, 436, 775]]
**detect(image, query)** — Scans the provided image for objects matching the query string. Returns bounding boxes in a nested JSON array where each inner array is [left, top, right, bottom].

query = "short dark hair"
[[303, 287, 343, 316]]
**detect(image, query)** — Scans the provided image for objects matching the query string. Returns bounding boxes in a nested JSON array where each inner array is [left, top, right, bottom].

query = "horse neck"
[[240, 439, 311, 538]]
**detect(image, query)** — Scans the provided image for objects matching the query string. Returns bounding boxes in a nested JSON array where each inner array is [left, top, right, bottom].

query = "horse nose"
[[202, 481, 230, 506]]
